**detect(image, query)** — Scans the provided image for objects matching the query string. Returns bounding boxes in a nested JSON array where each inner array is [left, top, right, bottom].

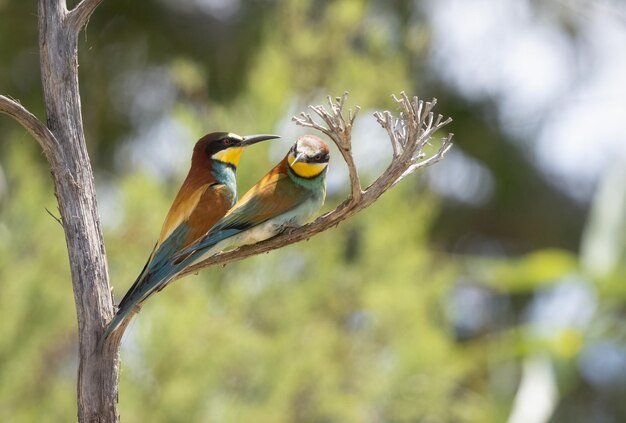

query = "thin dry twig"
[[374, 93, 453, 186], [293, 92, 363, 202], [67, 0, 106, 31], [178, 91, 453, 278], [45, 207, 64, 227]]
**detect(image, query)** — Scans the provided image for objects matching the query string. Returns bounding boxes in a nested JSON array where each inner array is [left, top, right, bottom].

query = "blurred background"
[[1, 0, 626, 421]]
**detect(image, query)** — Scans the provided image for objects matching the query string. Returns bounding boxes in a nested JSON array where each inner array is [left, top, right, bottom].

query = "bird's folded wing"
[[183, 183, 234, 246], [149, 182, 232, 272], [117, 225, 189, 312], [175, 170, 313, 262], [157, 183, 210, 247], [117, 183, 212, 310], [220, 171, 311, 230]]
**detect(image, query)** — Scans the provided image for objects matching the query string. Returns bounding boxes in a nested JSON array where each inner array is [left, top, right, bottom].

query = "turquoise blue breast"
[[211, 160, 238, 203]]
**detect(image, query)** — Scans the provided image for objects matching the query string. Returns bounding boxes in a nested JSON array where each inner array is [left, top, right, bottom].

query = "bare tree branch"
[[67, 0, 105, 31], [0, 95, 59, 161], [178, 91, 453, 278]]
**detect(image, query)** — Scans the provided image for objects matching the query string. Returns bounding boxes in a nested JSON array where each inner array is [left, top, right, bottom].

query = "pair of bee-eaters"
[[103, 132, 330, 341]]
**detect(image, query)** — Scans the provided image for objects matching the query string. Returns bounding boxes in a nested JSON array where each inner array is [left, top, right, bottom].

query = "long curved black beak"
[[240, 134, 280, 147]]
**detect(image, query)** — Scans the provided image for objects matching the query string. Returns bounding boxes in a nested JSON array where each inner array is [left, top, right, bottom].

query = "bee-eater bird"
[[103, 132, 278, 341], [172, 134, 330, 270], [103, 135, 330, 341]]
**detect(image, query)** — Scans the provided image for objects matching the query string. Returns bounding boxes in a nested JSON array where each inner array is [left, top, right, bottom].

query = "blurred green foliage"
[[1, 0, 626, 422]]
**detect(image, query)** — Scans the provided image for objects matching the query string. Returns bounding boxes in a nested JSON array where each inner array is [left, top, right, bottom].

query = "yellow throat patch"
[[288, 154, 327, 178], [212, 147, 244, 167]]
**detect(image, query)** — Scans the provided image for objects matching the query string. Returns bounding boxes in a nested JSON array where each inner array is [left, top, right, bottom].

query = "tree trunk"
[[38, 1, 119, 421]]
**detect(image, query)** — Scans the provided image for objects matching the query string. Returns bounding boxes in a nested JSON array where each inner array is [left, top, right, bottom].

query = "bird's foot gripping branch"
[[178, 91, 453, 278]]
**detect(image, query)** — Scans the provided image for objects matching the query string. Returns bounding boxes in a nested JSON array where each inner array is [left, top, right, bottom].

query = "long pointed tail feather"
[[99, 227, 241, 349], [98, 305, 138, 349]]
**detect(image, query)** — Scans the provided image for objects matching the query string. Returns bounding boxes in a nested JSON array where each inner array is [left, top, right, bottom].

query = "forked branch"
[[0, 95, 59, 161], [179, 91, 453, 277]]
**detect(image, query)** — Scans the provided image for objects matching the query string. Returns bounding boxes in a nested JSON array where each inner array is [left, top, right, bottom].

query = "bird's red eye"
[[223, 139, 232, 145]]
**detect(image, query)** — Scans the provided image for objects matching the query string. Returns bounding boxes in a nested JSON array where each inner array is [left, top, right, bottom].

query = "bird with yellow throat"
[[102, 135, 330, 347], [103, 132, 278, 341], [169, 135, 330, 278]]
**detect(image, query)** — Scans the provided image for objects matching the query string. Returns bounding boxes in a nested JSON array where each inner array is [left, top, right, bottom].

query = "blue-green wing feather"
[[117, 224, 189, 309], [102, 224, 191, 341]]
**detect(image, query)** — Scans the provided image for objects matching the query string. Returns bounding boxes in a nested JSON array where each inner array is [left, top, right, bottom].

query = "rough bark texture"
[[37, 1, 119, 421]]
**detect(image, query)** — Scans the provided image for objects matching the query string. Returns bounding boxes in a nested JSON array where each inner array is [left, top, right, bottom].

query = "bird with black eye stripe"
[[130, 134, 331, 297], [171, 134, 330, 267], [102, 131, 278, 342]]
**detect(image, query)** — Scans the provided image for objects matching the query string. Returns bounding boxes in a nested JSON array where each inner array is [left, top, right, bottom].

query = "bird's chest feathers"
[[211, 160, 237, 198]]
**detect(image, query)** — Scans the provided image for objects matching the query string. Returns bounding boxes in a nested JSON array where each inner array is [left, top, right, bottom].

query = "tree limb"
[[67, 0, 105, 31], [179, 91, 453, 278], [0, 95, 59, 161]]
